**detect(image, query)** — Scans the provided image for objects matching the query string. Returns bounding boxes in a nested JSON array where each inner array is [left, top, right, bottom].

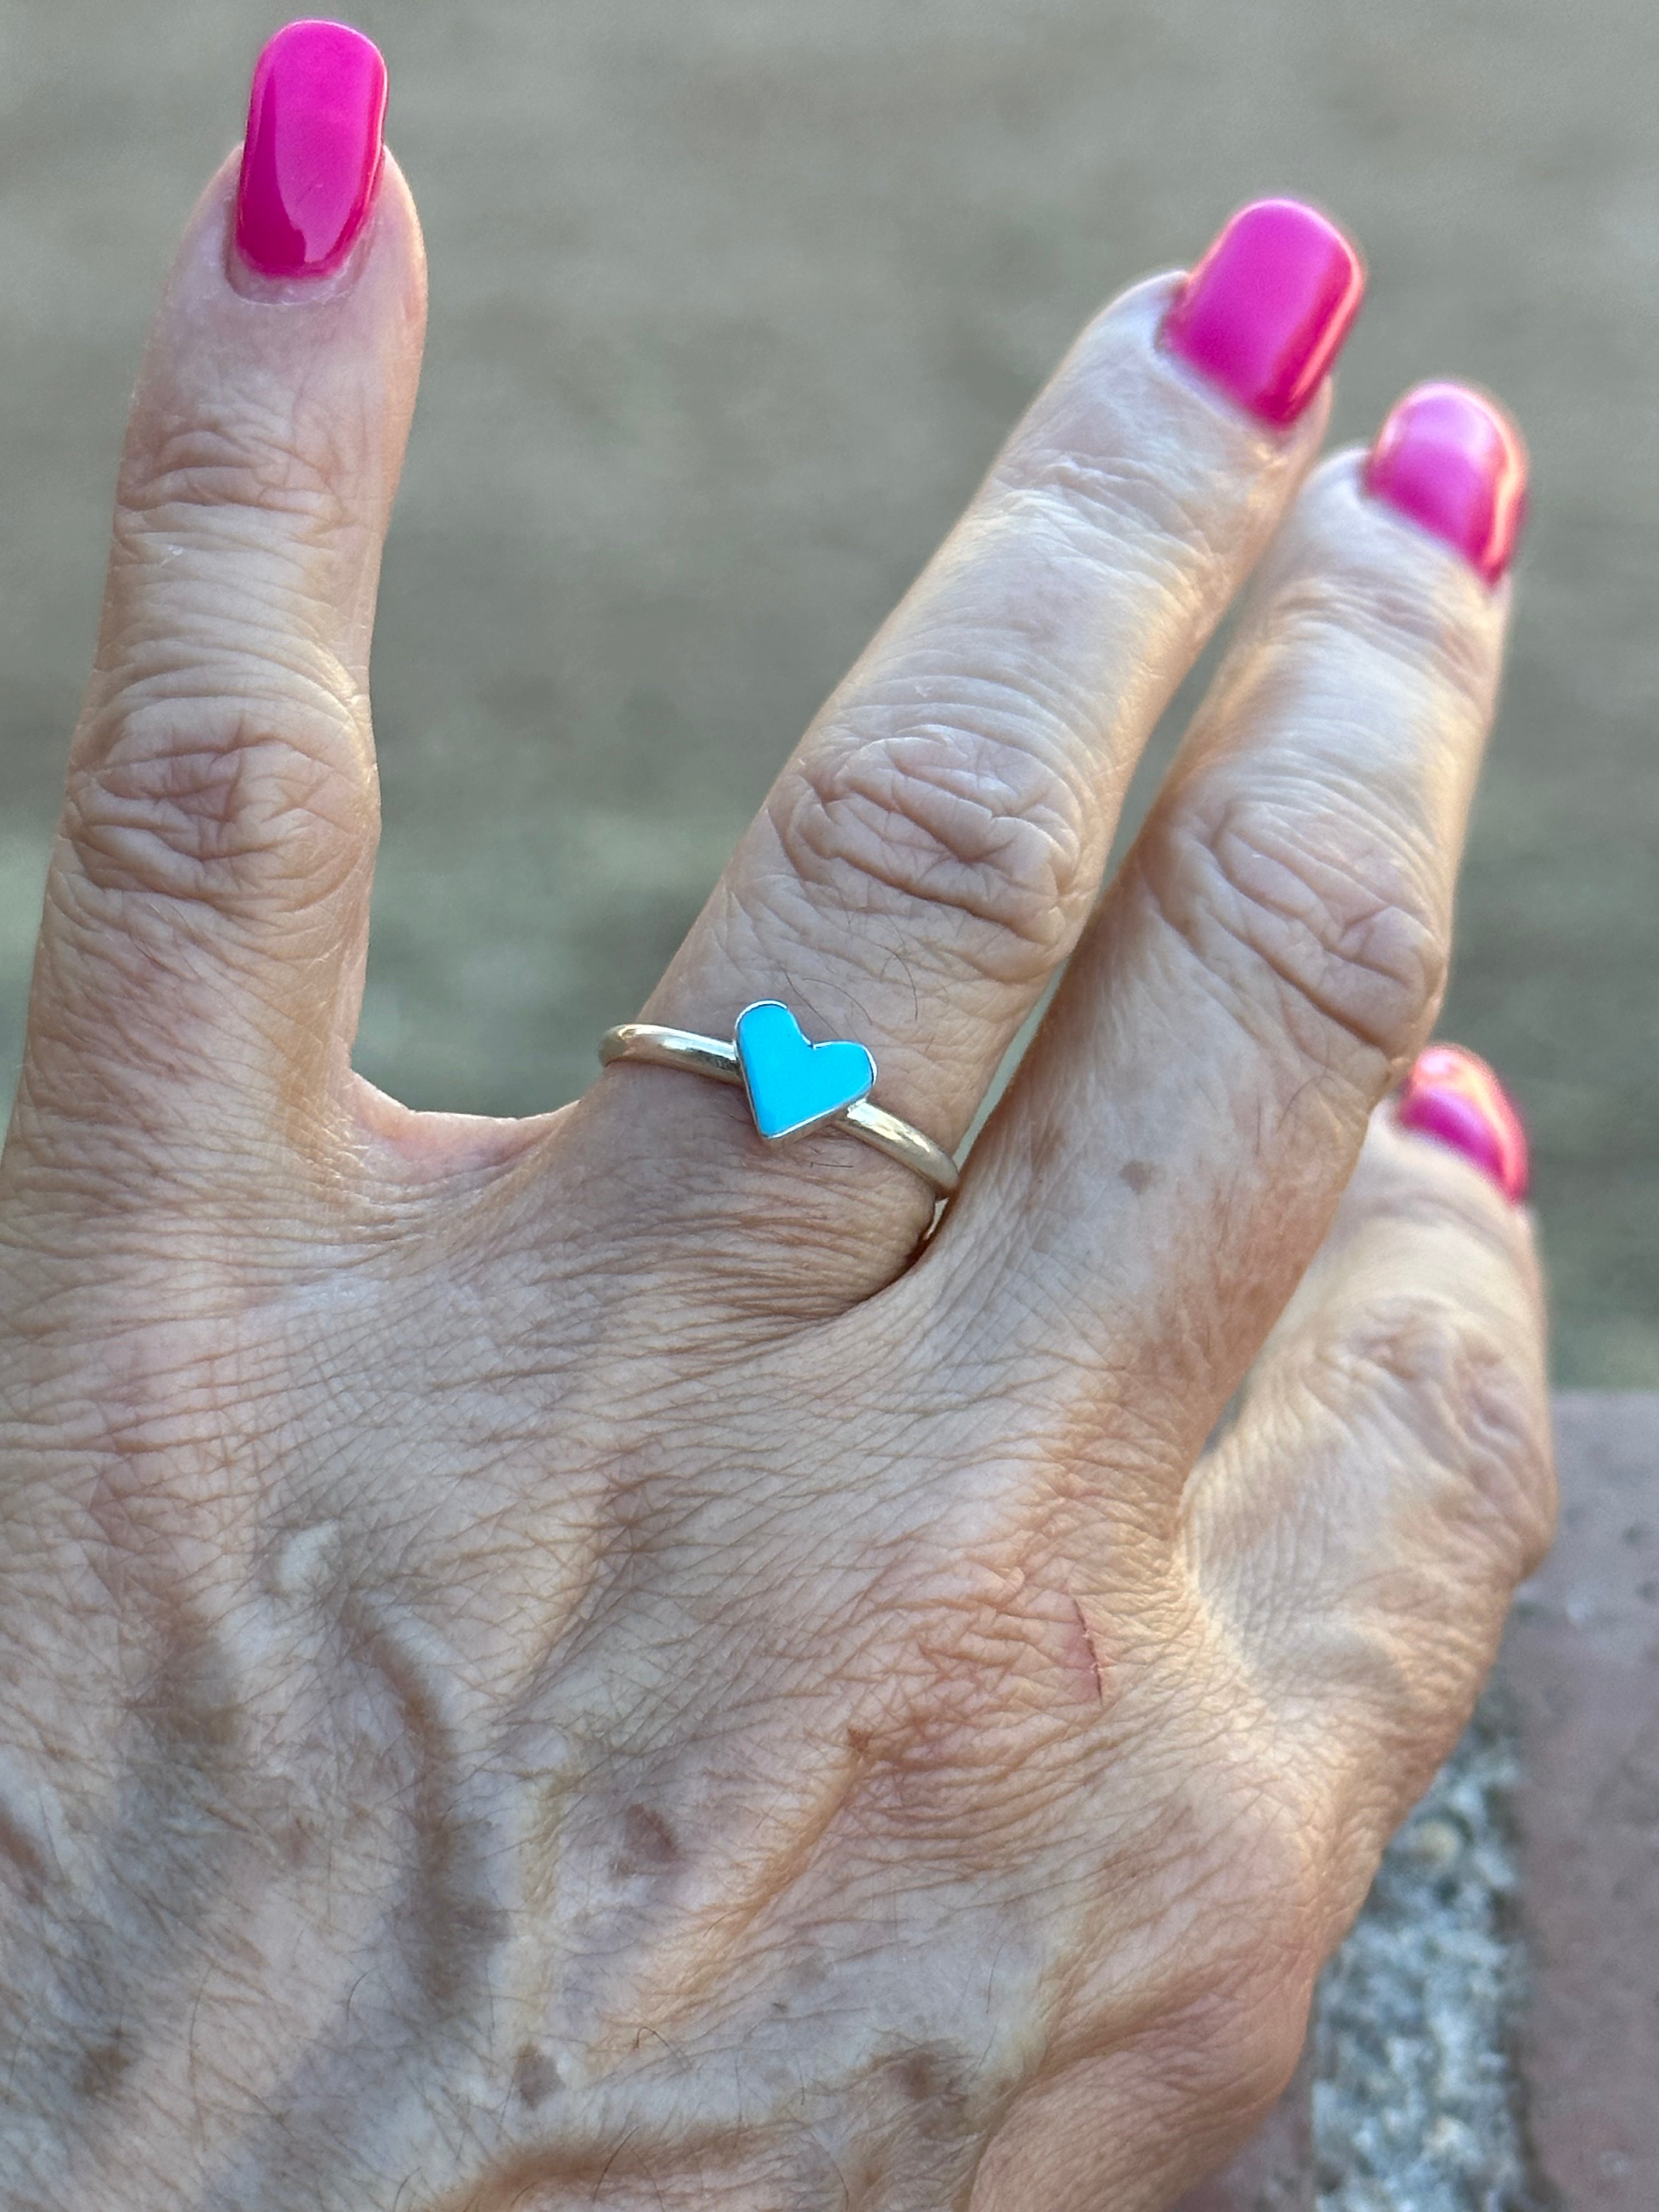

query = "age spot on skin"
[[897, 2051, 944, 2101], [74, 2033, 131, 2101], [611, 1803, 678, 1878], [0, 1797, 48, 1904], [885, 2045, 972, 2140], [512, 2041, 561, 2108], [1120, 1159, 1160, 1194]]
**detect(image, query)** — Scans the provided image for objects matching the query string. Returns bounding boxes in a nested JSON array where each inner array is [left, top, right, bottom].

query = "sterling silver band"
[[599, 1021, 960, 1195]]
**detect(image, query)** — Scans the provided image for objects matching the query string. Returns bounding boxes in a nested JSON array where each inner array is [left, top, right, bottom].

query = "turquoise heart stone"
[[734, 1001, 876, 1143]]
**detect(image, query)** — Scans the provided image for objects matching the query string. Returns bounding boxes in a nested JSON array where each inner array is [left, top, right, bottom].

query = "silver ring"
[[599, 1001, 959, 1196]]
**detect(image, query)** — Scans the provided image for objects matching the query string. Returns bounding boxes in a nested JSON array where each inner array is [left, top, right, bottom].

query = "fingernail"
[[1162, 198, 1365, 427], [235, 21, 388, 281], [1397, 1044, 1529, 1203], [1364, 382, 1529, 586]]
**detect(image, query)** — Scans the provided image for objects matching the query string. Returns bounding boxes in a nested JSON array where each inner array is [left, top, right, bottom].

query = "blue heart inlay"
[[734, 1001, 876, 1144]]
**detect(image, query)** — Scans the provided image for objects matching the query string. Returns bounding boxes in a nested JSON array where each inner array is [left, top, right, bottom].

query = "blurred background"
[[0, 0, 1651, 1380]]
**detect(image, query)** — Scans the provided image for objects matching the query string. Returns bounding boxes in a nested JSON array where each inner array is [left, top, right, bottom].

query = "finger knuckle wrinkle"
[[1271, 569, 1497, 715], [1153, 795, 1445, 1070], [998, 439, 1214, 573], [1322, 1296, 1554, 1568], [66, 698, 368, 913], [774, 718, 1088, 985], [119, 407, 355, 537]]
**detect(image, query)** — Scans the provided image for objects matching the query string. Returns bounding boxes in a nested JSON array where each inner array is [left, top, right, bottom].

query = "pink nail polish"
[[235, 21, 388, 281], [1162, 199, 1365, 427], [1397, 1044, 1529, 1203], [1364, 382, 1529, 586]]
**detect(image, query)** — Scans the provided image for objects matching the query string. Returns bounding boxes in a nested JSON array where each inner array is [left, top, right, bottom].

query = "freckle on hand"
[[512, 2041, 560, 2108]]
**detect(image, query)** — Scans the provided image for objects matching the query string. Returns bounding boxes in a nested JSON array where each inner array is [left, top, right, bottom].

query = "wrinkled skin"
[[0, 153, 1551, 2212]]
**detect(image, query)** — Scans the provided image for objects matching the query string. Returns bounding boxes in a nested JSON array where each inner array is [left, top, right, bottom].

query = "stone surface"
[[1177, 1394, 1659, 2211], [1311, 1709, 1539, 2212], [1508, 1392, 1659, 2209], [0, 0, 1652, 1376]]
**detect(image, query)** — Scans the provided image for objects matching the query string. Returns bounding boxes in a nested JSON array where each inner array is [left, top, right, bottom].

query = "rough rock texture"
[[1178, 1394, 1659, 2212], [1311, 1706, 1540, 2212], [1507, 1393, 1659, 2210]]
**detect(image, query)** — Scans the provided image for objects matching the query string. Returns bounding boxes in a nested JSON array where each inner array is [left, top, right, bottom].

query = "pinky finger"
[[1182, 1048, 1555, 1869]]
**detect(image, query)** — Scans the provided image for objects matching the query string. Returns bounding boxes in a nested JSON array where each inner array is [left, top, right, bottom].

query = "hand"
[[0, 26, 1551, 2211]]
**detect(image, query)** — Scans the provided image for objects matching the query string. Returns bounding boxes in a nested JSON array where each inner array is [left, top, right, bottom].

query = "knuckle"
[[995, 437, 1216, 573], [1147, 788, 1447, 1077], [1214, 1736, 1331, 1944], [1142, 1748, 1324, 2105], [117, 399, 356, 539], [1266, 562, 1499, 722], [1321, 1291, 1556, 1579], [769, 710, 1091, 988], [59, 394, 377, 930], [1168, 1973, 1314, 2140], [64, 692, 371, 919]]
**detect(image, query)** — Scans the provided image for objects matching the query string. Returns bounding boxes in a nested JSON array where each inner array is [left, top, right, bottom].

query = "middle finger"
[[956, 384, 1526, 1486]]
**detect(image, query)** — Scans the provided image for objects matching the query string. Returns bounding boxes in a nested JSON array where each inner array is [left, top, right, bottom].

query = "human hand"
[[0, 23, 1550, 2211]]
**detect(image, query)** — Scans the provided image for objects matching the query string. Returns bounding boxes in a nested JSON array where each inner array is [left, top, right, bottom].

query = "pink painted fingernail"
[[1364, 382, 1529, 586], [235, 21, 388, 281], [1397, 1044, 1529, 1203], [1162, 199, 1365, 427]]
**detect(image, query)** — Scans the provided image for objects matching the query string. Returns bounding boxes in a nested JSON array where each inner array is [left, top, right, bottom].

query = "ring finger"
[[570, 202, 1365, 1291]]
